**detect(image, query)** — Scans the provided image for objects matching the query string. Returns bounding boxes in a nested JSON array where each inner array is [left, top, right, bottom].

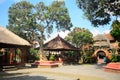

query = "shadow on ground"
[[0, 71, 54, 80]]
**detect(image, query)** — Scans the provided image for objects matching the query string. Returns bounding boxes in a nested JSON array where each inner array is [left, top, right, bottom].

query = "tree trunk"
[[82, 45, 85, 54], [39, 49, 48, 61], [38, 40, 48, 61], [81, 45, 86, 63]]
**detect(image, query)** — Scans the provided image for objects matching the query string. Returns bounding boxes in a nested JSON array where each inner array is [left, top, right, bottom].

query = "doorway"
[[97, 51, 106, 64]]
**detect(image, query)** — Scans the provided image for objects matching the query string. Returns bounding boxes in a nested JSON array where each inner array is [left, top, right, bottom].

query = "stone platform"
[[103, 62, 120, 73], [31, 61, 58, 68]]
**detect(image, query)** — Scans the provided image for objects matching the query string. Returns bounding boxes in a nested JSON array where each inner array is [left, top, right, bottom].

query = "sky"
[[0, 0, 112, 41]]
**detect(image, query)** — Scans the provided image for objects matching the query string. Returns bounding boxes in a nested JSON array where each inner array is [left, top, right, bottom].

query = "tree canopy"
[[65, 27, 93, 48], [7, 1, 73, 60], [110, 20, 120, 41], [7, 1, 72, 51], [76, 0, 120, 27], [7, 1, 34, 41]]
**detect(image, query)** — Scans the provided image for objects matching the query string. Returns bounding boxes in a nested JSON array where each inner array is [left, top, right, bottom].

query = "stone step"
[[2, 66, 18, 71]]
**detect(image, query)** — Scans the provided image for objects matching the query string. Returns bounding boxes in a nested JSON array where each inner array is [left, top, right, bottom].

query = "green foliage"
[[73, 32, 93, 48], [16, 49, 21, 54], [34, 56, 40, 60], [110, 20, 120, 41], [7, 1, 72, 52], [110, 54, 118, 62], [35, 1, 72, 37], [82, 49, 96, 64], [7, 1, 35, 41], [111, 20, 120, 29], [30, 48, 38, 55], [76, 0, 120, 27], [50, 1, 72, 31], [65, 27, 93, 63], [65, 27, 93, 48], [29, 48, 39, 60], [111, 48, 116, 54], [49, 54, 55, 61]]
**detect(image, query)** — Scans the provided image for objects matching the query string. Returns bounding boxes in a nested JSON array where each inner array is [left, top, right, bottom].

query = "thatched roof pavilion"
[[0, 26, 31, 48], [44, 35, 78, 51]]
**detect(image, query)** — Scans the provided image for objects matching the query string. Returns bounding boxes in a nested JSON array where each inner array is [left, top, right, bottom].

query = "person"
[[103, 57, 106, 63]]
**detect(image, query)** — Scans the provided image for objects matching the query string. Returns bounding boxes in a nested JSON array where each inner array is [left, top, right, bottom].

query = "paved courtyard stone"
[[0, 64, 119, 80]]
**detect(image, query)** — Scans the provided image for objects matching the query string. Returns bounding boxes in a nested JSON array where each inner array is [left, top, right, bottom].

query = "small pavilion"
[[0, 26, 31, 68], [44, 35, 78, 51], [43, 35, 79, 63]]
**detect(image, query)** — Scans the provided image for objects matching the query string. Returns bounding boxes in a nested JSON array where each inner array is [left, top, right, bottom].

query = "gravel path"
[[0, 64, 120, 80]]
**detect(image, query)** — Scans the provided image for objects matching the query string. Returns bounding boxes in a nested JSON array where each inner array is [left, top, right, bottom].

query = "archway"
[[97, 51, 106, 63], [93, 49, 110, 64], [97, 51, 106, 59]]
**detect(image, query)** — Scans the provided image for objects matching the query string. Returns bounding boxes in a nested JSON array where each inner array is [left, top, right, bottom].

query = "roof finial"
[[58, 34, 60, 37]]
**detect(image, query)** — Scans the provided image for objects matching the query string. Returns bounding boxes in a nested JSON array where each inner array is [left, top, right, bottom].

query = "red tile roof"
[[104, 33, 115, 41]]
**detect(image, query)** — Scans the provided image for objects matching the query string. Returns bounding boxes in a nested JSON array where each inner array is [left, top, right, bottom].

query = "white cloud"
[[58, 30, 69, 38], [90, 28, 100, 36], [91, 28, 110, 36], [44, 30, 69, 43], [103, 30, 110, 34], [118, 17, 120, 22]]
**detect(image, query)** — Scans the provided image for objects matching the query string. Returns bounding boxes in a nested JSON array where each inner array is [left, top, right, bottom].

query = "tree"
[[7, 1, 72, 60], [65, 27, 93, 48], [76, 0, 120, 27], [34, 1, 72, 60], [65, 27, 93, 63], [35, 1, 72, 50], [110, 20, 120, 41], [7, 1, 35, 41]]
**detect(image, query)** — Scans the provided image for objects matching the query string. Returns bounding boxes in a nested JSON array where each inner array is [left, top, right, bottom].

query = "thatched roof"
[[93, 34, 110, 47], [93, 34, 108, 41], [44, 35, 78, 51], [0, 26, 31, 48]]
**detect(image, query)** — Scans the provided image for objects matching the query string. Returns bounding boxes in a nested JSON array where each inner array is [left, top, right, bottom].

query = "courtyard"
[[0, 64, 120, 80]]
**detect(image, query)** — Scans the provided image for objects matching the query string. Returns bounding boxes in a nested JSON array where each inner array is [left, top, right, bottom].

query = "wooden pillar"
[[20, 48, 25, 63], [9, 48, 14, 64], [20, 47, 28, 63]]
